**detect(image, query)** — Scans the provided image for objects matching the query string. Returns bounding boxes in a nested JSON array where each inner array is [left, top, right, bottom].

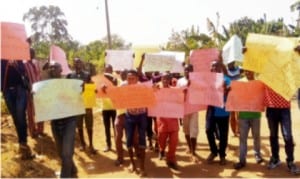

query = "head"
[[184, 64, 193, 78], [161, 72, 171, 88], [120, 69, 128, 81], [73, 58, 84, 73], [210, 60, 223, 73], [49, 62, 62, 78], [244, 70, 255, 81], [104, 64, 113, 74], [227, 61, 236, 71], [126, 69, 139, 85]]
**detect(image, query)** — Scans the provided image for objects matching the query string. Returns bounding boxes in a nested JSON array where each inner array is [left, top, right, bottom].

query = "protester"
[[48, 62, 78, 178], [24, 47, 44, 138], [156, 73, 180, 170], [67, 58, 96, 154], [124, 69, 148, 177], [226, 61, 242, 137], [177, 64, 199, 163], [206, 60, 231, 165], [233, 70, 263, 170], [101, 64, 118, 152], [1, 59, 34, 160], [264, 85, 300, 174]]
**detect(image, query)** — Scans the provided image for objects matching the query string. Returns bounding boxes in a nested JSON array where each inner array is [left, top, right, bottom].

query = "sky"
[[0, 0, 298, 45]]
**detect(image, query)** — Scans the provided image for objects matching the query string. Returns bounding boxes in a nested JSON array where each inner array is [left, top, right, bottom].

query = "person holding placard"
[[226, 61, 242, 137], [48, 62, 78, 178], [124, 69, 148, 177], [24, 45, 45, 138], [206, 60, 231, 166], [67, 58, 96, 154], [233, 70, 263, 170], [1, 59, 34, 160], [101, 64, 118, 152], [177, 64, 199, 163], [156, 73, 180, 171]]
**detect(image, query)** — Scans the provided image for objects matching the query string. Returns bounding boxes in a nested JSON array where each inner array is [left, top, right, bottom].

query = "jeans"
[[266, 108, 294, 163], [102, 110, 116, 148], [239, 118, 261, 163], [51, 116, 77, 178], [125, 112, 147, 148], [3, 86, 28, 144], [206, 114, 229, 158]]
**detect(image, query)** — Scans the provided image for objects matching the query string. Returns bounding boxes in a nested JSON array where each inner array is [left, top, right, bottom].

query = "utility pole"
[[105, 0, 112, 49]]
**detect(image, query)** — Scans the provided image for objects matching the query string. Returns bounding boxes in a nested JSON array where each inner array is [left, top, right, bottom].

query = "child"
[[233, 70, 263, 170], [156, 73, 180, 170]]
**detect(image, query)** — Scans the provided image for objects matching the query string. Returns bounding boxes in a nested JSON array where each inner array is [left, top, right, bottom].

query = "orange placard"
[[92, 74, 115, 97], [190, 48, 219, 72], [226, 80, 265, 112], [188, 72, 224, 107], [50, 45, 71, 75], [1, 22, 30, 60], [148, 88, 185, 118], [108, 84, 156, 109]]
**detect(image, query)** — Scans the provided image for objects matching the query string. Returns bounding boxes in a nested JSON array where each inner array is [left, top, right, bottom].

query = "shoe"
[[158, 151, 165, 160], [114, 159, 123, 166], [19, 144, 35, 160], [103, 147, 111, 152], [255, 154, 263, 164], [88, 147, 97, 155], [220, 157, 227, 165], [206, 153, 217, 163], [167, 161, 179, 171], [234, 162, 246, 170], [288, 162, 300, 175], [268, 157, 281, 169]]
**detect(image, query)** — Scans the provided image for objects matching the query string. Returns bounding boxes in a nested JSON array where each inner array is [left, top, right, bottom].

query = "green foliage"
[[23, 5, 70, 43]]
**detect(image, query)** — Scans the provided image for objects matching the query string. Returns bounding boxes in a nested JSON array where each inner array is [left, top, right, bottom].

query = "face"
[[162, 75, 171, 88], [105, 65, 113, 73], [227, 62, 235, 70], [49, 64, 62, 78], [245, 70, 254, 80], [127, 73, 138, 85], [74, 60, 84, 72]]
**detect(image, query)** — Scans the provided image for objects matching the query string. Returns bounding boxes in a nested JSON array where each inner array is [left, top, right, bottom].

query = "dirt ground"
[[1, 101, 300, 178]]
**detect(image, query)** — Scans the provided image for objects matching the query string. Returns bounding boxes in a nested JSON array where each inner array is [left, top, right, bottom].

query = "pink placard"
[[1, 22, 30, 60], [188, 72, 224, 107], [190, 48, 220, 72], [148, 88, 185, 118], [50, 45, 71, 75], [226, 80, 265, 112]]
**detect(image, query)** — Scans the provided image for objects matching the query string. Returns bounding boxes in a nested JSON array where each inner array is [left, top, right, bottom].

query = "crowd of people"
[[1, 38, 300, 178]]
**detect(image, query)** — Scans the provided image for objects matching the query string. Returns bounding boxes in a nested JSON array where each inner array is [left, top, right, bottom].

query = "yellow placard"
[[82, 84, 97, 108], [132, 45, 160, 68]]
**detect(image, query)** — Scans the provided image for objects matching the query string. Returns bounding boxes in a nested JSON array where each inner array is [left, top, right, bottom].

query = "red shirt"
[[157, 117, 179, 133], [264, 86, 290, 108]]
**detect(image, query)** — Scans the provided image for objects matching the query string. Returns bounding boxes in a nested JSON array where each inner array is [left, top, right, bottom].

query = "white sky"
[[0, 0, 298, 45]]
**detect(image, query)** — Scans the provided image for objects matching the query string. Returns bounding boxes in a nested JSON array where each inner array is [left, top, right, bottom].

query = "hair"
[[127, 69, 138, 77]]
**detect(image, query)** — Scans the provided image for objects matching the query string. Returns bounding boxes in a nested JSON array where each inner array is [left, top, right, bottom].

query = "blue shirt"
[[213, 75, 231, 117]]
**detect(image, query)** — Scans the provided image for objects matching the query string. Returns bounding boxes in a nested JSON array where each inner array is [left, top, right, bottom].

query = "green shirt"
[[239, 111, 261, 119]]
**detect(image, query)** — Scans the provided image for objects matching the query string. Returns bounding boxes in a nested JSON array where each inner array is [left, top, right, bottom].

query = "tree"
[[291, 0, 300, 28], [23, 5, 70, 43], [166, 25, 217, 57]]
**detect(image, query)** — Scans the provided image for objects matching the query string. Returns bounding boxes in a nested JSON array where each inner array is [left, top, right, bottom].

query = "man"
[[24, 48, 44, 138], [67, 58, 96, 154], [226, 61, 242, 137], [206, 60, 231, 165], [48, 62, 78, 178], [1, 59, 34, 160], [101, 64, 118, 152], [264, 85, 300, 174], [177, 64, 199, 163]]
